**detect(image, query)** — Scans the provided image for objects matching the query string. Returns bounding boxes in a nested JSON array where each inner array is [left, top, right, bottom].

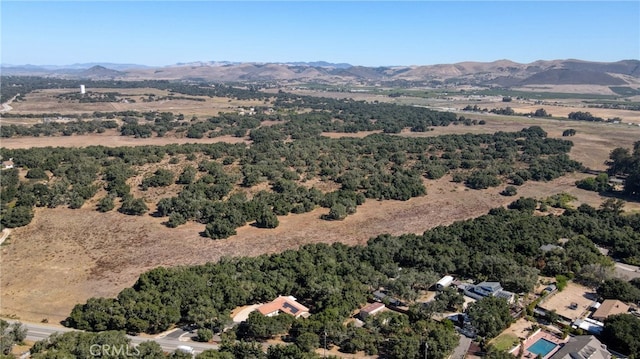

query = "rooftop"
[[591, 299, 629, 321], [549, 335, 610, 359], [257, 296, 310, 318], [361, 302, 385, 314]]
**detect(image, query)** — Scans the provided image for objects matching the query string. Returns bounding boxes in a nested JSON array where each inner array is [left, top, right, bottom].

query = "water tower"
[[80, 85, 86, 94]]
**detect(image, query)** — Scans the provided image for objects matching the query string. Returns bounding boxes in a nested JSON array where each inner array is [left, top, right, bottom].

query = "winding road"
[[5, 320, 219, 355]]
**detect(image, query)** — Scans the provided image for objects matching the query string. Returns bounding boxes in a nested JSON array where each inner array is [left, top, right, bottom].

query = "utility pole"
[[323, 327, 327, 358], [424, 341, 429, 359]]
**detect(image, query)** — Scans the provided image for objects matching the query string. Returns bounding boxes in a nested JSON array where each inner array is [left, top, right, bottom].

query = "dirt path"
[[0, 94, 18, 113], [0, 228, 12, 245]]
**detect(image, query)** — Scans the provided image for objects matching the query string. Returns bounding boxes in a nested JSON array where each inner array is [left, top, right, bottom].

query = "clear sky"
[[1, 1, 639, 67]]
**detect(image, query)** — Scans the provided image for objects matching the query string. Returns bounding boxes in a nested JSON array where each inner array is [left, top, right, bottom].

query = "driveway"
[[450, 334, 472, 359], [232, 304, 262, 323]]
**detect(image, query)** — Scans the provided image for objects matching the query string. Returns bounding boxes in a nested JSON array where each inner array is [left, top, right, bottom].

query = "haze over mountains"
[[2, 59, 639, 88]]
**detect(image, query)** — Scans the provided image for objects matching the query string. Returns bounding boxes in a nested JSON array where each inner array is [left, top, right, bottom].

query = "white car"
[[176, 345, 195, 355]]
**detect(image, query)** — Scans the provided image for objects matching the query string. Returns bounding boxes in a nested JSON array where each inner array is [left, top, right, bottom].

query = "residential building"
[[372, 290, 402, 306], [591, 299, 629, 322], [463, 281, 515, 304], [257, 296, 310, 318], [464, 282, 515, 304], [359, 302, 385, 319], [2, 158, 14, 169], [550, 335, 611, 359]]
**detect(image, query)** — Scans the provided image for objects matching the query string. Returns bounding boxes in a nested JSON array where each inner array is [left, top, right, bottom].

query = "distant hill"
[[3, 59, 639, 89], [520, 69, 627, 86], [79, 65, 124, 79], [284, 61, 352, 69]]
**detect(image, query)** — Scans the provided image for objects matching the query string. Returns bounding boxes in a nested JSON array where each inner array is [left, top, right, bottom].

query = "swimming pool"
[[527, 338, 558, 357]]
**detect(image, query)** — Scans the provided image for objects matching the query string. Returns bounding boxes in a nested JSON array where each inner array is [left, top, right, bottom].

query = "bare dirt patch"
[[321, 130, 382, 138], [538, 282, 597, 321], [2, 174, 635, 323], [0, 130, 249, 149]]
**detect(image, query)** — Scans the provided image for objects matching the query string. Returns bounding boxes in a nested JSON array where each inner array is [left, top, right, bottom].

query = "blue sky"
[[1, 1, 638, 67]]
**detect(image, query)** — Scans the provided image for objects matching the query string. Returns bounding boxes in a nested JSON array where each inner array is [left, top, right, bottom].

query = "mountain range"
[[2, 59, 639, 88]]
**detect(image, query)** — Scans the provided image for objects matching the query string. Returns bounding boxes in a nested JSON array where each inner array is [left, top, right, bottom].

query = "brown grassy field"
[[7, 88, 267, 118], [2, 87, 640, 324], [2, 172, 638, 323], [0, 129, 249, 149]]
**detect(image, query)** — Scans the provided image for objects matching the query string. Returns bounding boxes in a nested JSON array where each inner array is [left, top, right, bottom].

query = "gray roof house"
[[463, 281, 515, 304], [372, 290, 402, 306], [550, 335, 611, 359]]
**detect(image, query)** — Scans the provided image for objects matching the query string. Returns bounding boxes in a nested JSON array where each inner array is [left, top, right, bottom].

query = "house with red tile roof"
[[257, 296, 310, 318]]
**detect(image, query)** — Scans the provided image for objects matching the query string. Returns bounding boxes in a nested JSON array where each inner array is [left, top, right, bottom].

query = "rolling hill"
[[2, 59, 639, 88]]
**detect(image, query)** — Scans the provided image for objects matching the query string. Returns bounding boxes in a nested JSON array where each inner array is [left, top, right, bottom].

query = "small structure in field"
[[359, 302, 385, 319], [2, 158, 14, 169], [435, 275, 455, 291]]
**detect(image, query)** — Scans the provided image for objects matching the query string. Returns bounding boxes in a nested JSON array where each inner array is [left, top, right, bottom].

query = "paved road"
[[6, 320, 219, 354], [450, 334, 472, 359]]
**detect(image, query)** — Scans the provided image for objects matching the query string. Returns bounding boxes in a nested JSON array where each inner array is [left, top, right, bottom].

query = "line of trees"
[[606, 142, 640, 199]]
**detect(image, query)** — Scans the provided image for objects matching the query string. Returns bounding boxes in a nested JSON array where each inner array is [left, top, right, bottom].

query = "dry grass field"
[[0, 129, 249, 149], [2, 87, 640, 324], [7, 88, 267, 118], [1, 172, 638, 323]]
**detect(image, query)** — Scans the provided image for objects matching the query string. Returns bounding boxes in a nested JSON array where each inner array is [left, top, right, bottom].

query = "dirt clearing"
[[0, 130, 249, 149]]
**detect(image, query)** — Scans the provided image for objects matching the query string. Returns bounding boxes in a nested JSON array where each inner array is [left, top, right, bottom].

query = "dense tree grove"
[[601, 314, 640, 357], [0, 320, 27, 355], [606, 142, 640, 199], [467, 297, 512, 339], [597, 278, 640, 303], [0, 127, 581, 236], [575, 173, 611, 192], [64, 202, 640, 357], [568, 111, 605, 122]]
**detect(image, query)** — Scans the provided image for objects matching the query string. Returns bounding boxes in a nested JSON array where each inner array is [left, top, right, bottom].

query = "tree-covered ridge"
[[1, 75, 479, 139], [0, 76, 270, 104], [64, 202, 640, 356], [1, 127, 582, 237]]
